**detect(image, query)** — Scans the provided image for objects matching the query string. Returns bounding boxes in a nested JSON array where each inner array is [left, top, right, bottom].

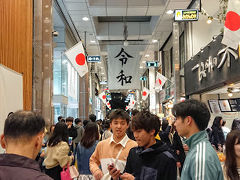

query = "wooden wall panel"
[[0, 0, 33, 110]]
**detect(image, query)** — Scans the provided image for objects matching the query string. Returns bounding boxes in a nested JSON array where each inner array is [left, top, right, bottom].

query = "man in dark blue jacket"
[[108, 111, 177, 180]]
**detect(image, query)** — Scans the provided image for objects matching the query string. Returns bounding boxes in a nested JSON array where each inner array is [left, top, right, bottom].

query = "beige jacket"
[[89, 134, 137, 175], [44, 141, 73, 169]]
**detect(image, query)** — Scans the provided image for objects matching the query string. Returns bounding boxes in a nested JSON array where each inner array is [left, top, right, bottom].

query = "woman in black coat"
[[211, 116, 225, 151]]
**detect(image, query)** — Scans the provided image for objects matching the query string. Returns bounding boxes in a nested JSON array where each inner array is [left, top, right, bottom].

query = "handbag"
[[61, 164, 71, 180], [69, 165, 79, 179], [101, 147, 124, 180]]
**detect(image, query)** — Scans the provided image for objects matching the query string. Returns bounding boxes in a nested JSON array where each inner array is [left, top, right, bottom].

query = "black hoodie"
[[123, 140, 177, 180]]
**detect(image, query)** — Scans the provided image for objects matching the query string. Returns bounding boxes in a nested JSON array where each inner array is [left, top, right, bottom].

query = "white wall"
[[0, 64, 23, 153], [190, 0, 224, 57]]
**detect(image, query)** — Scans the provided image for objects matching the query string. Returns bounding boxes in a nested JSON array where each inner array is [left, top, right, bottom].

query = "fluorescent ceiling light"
[[166, 10, 174, 14], [82, 17, 89, 21], [140, 66, 143, 69], [152, 39, 158, 43], [90, 40, 96, 43], [145, 54, 150, 57]]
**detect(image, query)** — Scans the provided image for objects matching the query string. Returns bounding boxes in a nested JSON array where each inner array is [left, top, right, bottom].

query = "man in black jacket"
[[108, 111, 177, 180]]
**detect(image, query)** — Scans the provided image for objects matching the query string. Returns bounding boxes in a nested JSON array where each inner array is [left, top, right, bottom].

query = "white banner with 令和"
[[107, 45, 141, 90]]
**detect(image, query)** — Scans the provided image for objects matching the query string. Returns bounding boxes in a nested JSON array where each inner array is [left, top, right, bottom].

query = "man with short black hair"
[[66, 116, 77, 140], [57, 115, 63, 122], [0, 111, 52, 180], [89, 114, 97, 122], [173, 99, 224, 180], [109, 110, 177, 180], [90, 109, 137, 180]]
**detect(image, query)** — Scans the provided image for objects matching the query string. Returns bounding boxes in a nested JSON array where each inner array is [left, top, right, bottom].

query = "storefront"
[[184, 34, 240, 127], [52, 5, 79, 123]]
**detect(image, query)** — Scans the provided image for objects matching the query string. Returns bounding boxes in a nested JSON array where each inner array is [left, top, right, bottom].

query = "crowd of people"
[[0, 99, 240, 180]]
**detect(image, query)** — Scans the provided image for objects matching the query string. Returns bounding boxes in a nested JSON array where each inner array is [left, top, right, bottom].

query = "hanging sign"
[[174, 9, 199, 21], [108, 45, 141, 90], [87, 56, 101, 62], [146, 61, 158, 67]]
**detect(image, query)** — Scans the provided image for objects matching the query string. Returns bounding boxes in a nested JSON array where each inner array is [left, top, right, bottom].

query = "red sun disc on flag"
[[225, 11, 240, 31], [142, 91, 147, 96], [102, 95, 106, 99], [158, 79, 162, 85], [107, 102, 110, 105], [75, 53, 86, 65], [132, 101, 134, 104]]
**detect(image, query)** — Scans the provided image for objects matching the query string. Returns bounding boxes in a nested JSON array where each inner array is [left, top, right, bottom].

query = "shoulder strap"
[[113, 146, 124, 166]]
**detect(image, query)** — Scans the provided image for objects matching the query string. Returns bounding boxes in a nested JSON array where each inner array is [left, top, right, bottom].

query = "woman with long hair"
[[211, 116, 225, 151], [232, 119, 240, 131], [224, 130, 240, 180], [44, 122, 73, 180], [76, 122, 99, 177]]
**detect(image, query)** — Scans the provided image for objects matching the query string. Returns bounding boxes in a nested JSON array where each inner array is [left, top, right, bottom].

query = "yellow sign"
[[182, 10, 198, 20], [174, 9, 199, 21]]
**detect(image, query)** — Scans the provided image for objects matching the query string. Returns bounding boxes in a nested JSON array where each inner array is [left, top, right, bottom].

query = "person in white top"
[[222, 120, 230, 140]]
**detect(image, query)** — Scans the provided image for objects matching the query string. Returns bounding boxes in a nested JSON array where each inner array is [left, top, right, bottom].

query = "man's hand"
[[120, 173, 134, 180], [176, 162, 181, 168], [93, 169, 103, 180], [108, 164, 121, 180]]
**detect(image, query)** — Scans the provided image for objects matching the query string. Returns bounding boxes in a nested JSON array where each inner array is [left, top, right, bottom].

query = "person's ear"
[[0, 134, 6, 149], [35, 132, 44, 149], [150, 129, 155, 136], [186, 116, 193, 126]]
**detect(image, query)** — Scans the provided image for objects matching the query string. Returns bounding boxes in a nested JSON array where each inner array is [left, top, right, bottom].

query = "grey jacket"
[[74, 124, 84, 144]]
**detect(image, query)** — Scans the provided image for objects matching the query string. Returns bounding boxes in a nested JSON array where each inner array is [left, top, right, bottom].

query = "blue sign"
[[87, 56, 101, 62], [140, 76, 147, 81], [146, 61, 158, 67]]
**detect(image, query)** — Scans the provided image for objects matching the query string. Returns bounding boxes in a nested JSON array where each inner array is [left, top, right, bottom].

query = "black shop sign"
[[184, 34, 240, 96]]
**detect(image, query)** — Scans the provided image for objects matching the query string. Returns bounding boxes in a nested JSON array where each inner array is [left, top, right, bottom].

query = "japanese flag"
[[222, 0, 240, 50], [129, 97, 136, 109], [155, 72, 167, 89], [125, 106, 129, 111], [99, 91, 107, 104], [106, 101, 111, 110], [65, 42, 88, 77], [142, 87, 150, 101]]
